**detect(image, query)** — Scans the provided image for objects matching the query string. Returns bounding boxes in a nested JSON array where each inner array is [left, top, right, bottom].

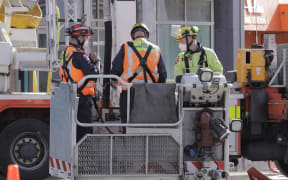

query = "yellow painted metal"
[[0, 3, 4, 22], [236, 49, 268, 86], [0, 2, 42, 29], [230, 106, 241, 119], [33, 70, 38, 92], [46, 71, 52, 93], [56, 5, 60, 50]]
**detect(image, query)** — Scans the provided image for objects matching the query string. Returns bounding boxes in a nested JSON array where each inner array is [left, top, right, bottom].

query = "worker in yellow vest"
[[174, 26, 223, 82], [111, 23, 167, 131], [59, 24, 98, 141]]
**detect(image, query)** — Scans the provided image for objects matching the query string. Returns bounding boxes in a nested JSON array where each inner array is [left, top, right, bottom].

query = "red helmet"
[[66, 24, 93, 36]]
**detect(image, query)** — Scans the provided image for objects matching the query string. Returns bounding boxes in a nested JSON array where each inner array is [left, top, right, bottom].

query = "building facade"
[[114, 0, 244, 79], [245, 0, 288, 48], [31, 0, 244, 91]]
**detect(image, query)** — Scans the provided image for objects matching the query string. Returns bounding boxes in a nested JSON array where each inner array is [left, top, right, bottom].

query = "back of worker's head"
[[66, 24, 93, 48], [130, 23, 150, 40]]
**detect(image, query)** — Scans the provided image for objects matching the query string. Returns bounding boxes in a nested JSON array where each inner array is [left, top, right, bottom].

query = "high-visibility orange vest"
[[59, 45, 95, 96], [121, 38, 160, 84], [59, 45, 78, 81]]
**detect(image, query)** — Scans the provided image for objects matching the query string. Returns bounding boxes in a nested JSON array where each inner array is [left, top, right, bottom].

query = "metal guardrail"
[[74, 75, 183, 177], [76, 134, 180, 176], [76, 74, 184, 128], [269, 48, 287, 87], [50, 74, 232, 178]]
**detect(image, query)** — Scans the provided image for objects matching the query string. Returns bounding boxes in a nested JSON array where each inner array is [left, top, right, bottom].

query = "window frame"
[[156, 0, 214, 48], [156, 0, 215, 80], [91, 0, 105, 61]]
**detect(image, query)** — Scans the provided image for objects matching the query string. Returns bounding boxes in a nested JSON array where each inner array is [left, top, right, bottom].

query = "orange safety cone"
[[6, 164, 20, 180]]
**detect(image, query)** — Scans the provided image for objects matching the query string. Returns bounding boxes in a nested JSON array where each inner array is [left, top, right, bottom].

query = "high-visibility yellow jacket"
[[174, 43, 223, 81]]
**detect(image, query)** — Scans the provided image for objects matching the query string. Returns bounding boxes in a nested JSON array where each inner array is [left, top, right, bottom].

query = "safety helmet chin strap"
[[185, 36, 195, 53], [184, 35, 191, 73], [74, 36, 85, 49], [183, 36, 197, 73]]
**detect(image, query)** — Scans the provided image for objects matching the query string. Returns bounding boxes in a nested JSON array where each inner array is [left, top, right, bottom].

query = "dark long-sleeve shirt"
[[111, 44, 167, 83], [71, 51, 98, 75]]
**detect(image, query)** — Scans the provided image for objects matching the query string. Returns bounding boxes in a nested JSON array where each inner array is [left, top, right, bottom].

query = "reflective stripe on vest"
[[59, 45, 78, 82], [120, 39, 160, 83]]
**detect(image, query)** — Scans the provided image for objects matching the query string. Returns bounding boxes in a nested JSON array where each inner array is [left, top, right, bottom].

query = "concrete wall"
[[114, 1, 136, 51], [136, 0, 157, 44], [215, 0, 244, 71]]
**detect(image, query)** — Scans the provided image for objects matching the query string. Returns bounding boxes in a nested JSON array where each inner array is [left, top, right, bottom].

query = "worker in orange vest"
[[59, 24, 98, 141], [111, 23, 167, 131]]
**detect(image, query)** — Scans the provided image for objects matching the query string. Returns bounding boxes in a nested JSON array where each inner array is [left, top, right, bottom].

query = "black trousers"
[[120, 90, 135, 133], [120, 91, 131, 133], [77, 95, 93, 142], [120, 91, 128, 124]]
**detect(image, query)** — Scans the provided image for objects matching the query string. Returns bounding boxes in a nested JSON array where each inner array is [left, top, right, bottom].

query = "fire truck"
[[229, 47, 288, 177], [1, 0, 288, 180], [49, 72, 232, 180], [0, 0, 103, 179], [0, 0, 231, 179], [0, 0, 50, 179]]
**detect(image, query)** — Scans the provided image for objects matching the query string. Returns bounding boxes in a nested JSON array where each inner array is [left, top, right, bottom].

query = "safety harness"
[[127, 42, 156, 83], [184, 46, 208, 73], [61, 47, 75, 83], [61, 48, 86, 95]]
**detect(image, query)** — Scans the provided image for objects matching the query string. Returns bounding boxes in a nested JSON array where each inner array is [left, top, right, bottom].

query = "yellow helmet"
[[131, 23, 150, 40], [176, 26, 199, 41]]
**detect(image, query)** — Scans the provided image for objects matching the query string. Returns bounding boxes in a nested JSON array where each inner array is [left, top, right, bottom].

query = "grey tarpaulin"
[[130, 83, 178, 123]]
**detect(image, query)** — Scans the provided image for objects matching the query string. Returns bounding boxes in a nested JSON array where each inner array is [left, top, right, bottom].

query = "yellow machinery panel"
[[0, 3, 42, 29], [236, 49, 268, 86]]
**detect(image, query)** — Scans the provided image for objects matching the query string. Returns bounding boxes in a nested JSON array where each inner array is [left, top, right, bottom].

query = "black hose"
[[96, 106, 114, 134], [92, 97, 113, 134], [103, 20, 112, 108]]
